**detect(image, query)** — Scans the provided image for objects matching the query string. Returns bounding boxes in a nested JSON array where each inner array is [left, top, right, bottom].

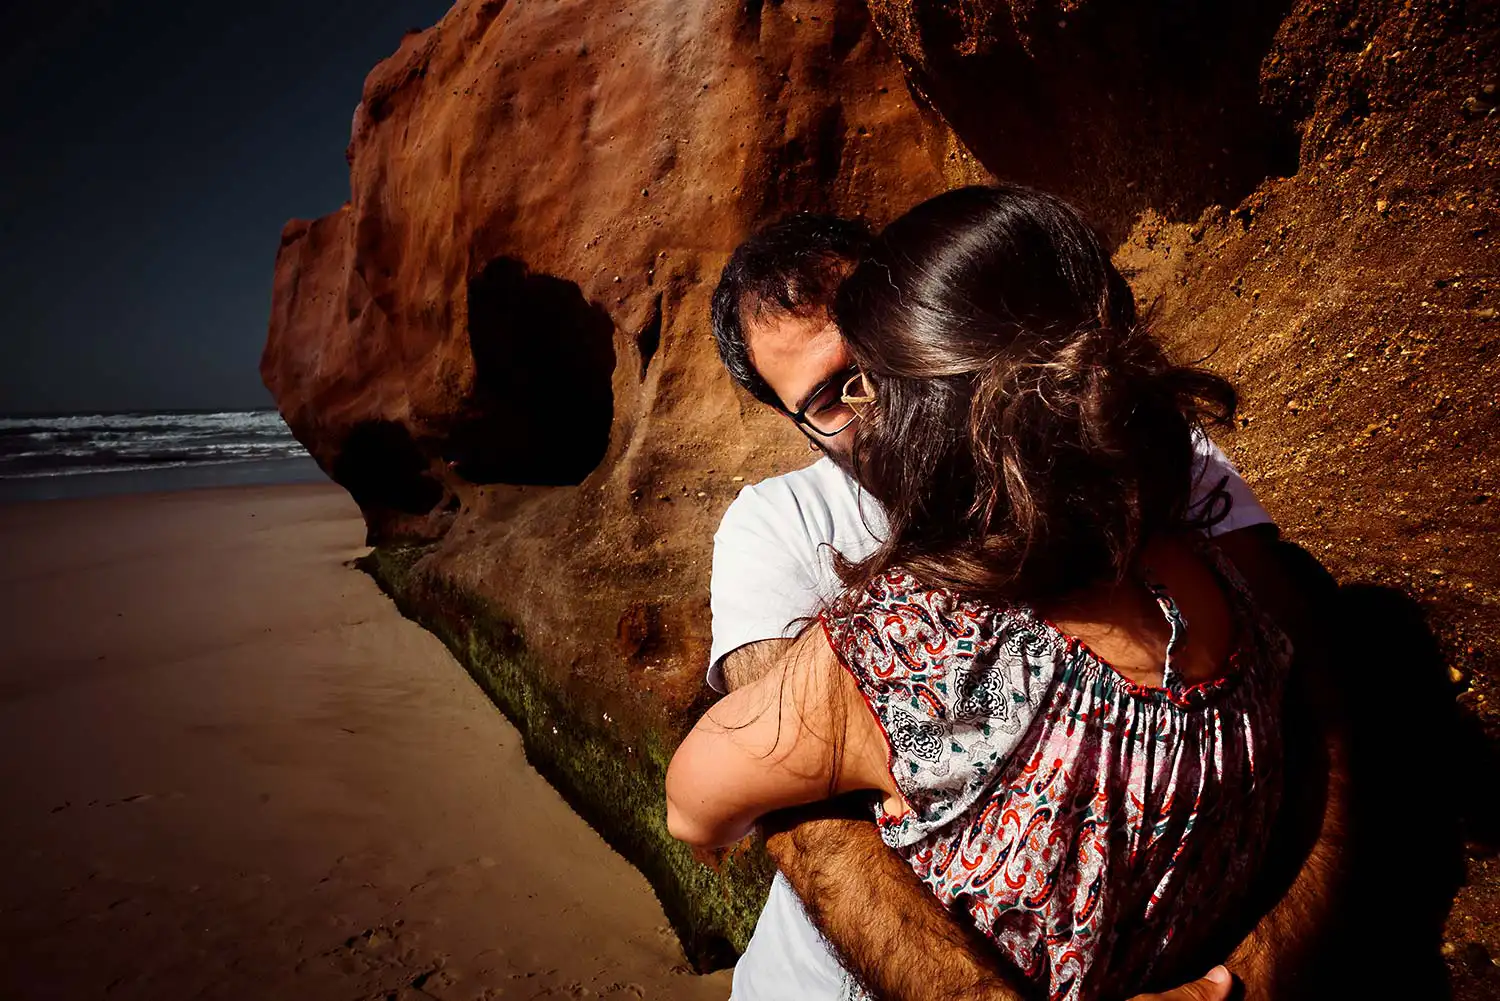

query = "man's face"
[[743, 306, 859, 464]]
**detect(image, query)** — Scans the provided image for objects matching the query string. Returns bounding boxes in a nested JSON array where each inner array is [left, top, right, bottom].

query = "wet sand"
[[0, 484, 732, 1001]]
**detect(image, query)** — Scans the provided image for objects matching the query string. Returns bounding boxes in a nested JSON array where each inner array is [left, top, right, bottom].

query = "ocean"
[[0, 410, 329, 503]]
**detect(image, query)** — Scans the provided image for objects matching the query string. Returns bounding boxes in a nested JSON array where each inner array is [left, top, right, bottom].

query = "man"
[[703, 213, 1343, 1001]]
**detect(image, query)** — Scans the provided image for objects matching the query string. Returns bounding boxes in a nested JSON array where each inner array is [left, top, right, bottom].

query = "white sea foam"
[[0, 410, 309, 480]]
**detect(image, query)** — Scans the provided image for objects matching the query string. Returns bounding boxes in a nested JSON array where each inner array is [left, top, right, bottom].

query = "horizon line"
[[0, 406, 283, 420]]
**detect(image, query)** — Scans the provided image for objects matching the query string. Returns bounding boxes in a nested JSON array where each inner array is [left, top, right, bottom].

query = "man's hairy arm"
[[764, 807, 1028, 1001], [1225, 733, 1344, 1000], [1215, 528, 1347, 1000], [719, 638, 795, 693]]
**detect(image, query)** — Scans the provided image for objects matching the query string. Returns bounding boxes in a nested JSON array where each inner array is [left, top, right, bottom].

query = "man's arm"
[[721, 643, 1233, 1001], [1225, 735, 1344, 1000], [1214, 529, 1348, 1000], [762, 805, 1234, 1001], [763, 807, 1027, 1001], [719, 637, 794, 692]]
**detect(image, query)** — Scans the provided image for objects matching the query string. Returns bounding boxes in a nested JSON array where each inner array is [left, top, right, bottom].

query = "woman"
[[666, 186, 1295, 1001]]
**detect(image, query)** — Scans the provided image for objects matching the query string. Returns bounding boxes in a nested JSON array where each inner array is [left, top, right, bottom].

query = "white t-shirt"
[[708, 434, 1270, 1001]]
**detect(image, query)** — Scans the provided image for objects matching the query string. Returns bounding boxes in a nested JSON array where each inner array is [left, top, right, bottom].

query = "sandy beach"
[[0, 484, 732, 1001]]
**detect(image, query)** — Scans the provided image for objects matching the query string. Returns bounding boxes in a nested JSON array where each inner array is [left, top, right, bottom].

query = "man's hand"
[[1128, 967, 1234, 1001]]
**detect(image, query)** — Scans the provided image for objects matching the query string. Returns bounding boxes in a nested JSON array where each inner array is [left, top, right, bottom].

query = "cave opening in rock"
[[450, 257, 616, 485], [332, 420, 444, 516]]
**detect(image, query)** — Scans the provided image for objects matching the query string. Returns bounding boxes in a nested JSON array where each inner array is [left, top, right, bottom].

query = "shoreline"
[[0, 483, 731, 999], [0, 456, 329, 504]]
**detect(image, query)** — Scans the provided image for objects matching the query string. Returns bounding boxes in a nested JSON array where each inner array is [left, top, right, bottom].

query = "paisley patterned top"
[[820, 547, 1292, 1001]]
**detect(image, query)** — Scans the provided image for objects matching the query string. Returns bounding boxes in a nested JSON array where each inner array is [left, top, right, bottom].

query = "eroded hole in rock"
[[636, 294, 663, 380], [450, 257, 615, 485], [332, 420, 443, 515]]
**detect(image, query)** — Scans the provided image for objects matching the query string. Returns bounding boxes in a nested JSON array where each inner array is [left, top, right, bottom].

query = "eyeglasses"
[[782, 368, 876, 438]]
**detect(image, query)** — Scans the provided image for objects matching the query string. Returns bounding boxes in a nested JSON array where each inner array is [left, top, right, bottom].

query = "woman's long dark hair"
[[832, 185, 1238, 606]]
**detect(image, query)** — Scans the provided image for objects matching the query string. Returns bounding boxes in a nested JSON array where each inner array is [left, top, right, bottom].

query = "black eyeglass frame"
[[777, 366, 870, 438]]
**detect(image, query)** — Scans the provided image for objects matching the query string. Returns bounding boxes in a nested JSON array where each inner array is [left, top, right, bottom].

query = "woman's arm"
[[666, 626, 897, 848]]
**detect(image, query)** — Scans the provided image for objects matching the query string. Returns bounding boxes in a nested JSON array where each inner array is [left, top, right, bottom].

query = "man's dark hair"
[[710, 213, 875, 408]]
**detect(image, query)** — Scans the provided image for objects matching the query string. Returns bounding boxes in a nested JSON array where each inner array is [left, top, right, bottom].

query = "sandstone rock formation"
[[263, 0, 1499, 989]]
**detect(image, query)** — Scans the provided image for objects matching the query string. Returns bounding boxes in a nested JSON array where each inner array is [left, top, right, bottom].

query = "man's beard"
[[808, 434, 860, 480]]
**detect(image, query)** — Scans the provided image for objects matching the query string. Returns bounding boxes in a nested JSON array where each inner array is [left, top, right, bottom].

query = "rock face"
[[263, 0, 1500, 987]]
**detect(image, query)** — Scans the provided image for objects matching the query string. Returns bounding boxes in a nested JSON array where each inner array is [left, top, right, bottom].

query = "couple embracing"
[[667, 186, 1341, 1001]]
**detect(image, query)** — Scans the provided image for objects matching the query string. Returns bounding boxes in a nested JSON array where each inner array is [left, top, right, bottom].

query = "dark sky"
[[0, 1, 456, 415]]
